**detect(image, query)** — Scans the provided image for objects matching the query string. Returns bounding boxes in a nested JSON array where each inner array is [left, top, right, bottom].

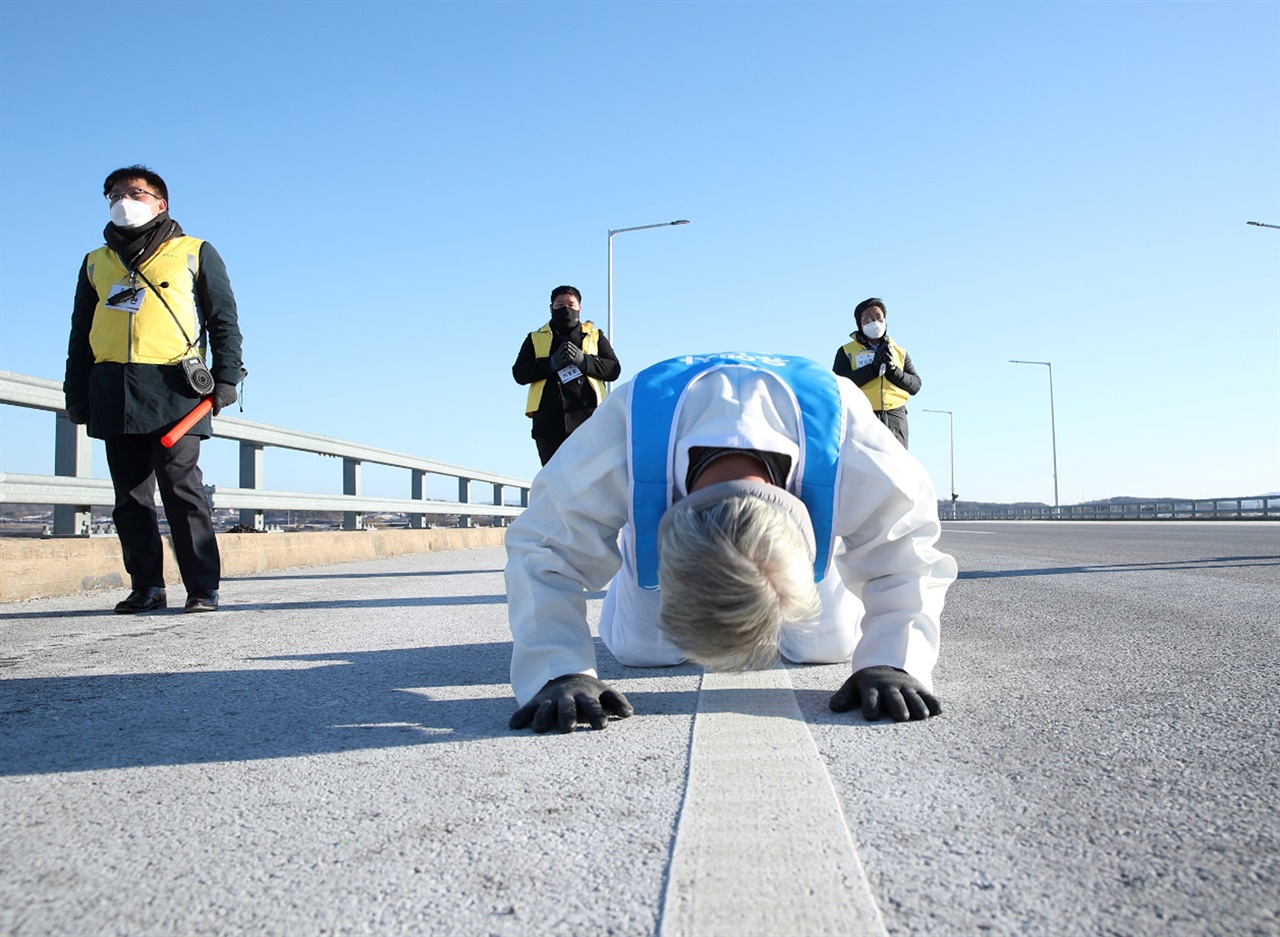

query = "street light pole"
[[1246, 221, 1280, 229], [1009, 359, 1059, 514], [607, 220, 690, 350], [921, 408, 956, 519]]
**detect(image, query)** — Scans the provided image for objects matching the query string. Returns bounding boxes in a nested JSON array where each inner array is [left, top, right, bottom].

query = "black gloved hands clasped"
[[510, 673, 634, 733], [551, 342, 585, 371], [211, 382, 239, 416], [829, 666, 941, 722], [872, 345, 902, 381]]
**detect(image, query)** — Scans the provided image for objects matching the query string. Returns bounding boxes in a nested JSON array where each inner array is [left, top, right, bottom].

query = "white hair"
[[657, 490, 821, 671]]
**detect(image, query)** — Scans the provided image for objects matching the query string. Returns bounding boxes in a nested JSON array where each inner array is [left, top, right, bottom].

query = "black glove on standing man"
[[211, 381, 238, 416], [551, 342, 585, 371]]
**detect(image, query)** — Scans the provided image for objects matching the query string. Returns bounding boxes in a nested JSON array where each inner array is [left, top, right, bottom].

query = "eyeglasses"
[[106, 187, 161, 204]]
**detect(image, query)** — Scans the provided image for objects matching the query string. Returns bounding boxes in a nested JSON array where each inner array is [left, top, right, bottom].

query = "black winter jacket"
[[511, 324, 620, 440], [831, 338, 922, 403], [64, 231, 244, 439]]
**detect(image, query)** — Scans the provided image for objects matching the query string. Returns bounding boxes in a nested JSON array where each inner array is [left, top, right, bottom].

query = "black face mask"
[[550, 305, 580, 329]]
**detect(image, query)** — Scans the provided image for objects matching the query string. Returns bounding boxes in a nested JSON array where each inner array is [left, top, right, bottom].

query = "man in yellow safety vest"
[[64, 164, 245, 614], [833, 297, 922, 448], [512, 285, 621, 465]]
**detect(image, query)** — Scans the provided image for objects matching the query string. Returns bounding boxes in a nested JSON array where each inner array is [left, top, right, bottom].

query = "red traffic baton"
[[161, 397, 214, 449]]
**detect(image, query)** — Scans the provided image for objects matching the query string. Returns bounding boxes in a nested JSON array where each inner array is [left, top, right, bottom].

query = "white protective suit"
[[504, 352, 957, 706]]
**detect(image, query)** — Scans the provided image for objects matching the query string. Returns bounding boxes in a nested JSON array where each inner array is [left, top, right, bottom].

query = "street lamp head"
[[611, 219, 691, 237]]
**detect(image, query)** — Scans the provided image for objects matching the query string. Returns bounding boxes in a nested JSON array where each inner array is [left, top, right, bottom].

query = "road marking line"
[[658, 667, 888, 937]]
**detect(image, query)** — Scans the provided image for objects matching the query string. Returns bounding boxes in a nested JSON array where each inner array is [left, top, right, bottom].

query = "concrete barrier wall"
[[0, 528, 508, 602]]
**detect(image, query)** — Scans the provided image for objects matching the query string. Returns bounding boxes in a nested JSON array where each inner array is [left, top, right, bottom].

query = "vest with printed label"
[[628, 352, 844, 589], [86, 236, 205, 365], [524, 322, 605, 415], [840, 337, 909, 411]]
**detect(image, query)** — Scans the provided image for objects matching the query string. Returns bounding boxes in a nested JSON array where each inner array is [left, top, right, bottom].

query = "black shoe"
[[184, 590, 219, 613], [115, 587, 167, 614]]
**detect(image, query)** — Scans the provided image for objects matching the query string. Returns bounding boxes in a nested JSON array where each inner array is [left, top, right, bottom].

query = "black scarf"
[[103, 212, 183, 271]]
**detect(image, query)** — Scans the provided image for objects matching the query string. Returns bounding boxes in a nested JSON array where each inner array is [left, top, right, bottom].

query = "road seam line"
[[658, 666, 888, 937]]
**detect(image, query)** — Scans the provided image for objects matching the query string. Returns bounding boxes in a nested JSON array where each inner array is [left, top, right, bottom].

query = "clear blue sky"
[[2, 0, 1277, 505]]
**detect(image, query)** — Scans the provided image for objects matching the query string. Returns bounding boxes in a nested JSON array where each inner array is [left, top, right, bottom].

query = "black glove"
[[509, 673, 634, 733], [65, 403, 89, 425], [211, 382, 238, 416], [873, 343, 892, 367], [829, 666, 941, 722], [551, 342, 585, 370]]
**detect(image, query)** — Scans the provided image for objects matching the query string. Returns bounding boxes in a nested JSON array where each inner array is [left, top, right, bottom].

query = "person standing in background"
[[64, 165, 245, 614], [512, 285, 621, 465], [833, 297, 921, 448]]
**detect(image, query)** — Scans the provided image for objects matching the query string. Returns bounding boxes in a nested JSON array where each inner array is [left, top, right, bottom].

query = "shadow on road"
[[229, 568, 504, 582], [958, 555, 1280, 579], [0, 640, 699, 776], [0, 593, 512, 621]]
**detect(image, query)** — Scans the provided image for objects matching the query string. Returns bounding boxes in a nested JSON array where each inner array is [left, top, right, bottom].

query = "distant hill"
[[941, 499, 1050, 512], [1078, 493, 1279, 503], [938, 493, 1278, 513]]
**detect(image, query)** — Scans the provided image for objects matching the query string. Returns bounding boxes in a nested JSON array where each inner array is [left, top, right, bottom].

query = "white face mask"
[[110, 198, 156, 228], [861, 319, 886, 340]]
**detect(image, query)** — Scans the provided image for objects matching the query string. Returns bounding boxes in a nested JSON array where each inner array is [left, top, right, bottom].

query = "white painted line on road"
[[658, 667, 888, 937]]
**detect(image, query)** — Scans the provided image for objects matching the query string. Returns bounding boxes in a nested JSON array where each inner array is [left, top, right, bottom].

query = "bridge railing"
[[947, 498, 1279, 521], [0, 370, 530, 536]]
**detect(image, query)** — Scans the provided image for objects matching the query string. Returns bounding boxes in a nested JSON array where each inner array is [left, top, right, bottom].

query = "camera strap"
[[132, 265, 201, 357]]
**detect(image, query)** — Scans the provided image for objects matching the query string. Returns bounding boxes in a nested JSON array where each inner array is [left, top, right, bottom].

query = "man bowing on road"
[[504, 351, 956, 733]]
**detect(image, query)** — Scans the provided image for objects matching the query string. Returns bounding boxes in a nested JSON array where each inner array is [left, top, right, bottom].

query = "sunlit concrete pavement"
[[1, 523, 1278, 936]]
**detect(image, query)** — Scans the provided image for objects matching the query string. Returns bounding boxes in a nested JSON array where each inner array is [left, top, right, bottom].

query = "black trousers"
[[105, 433, 220, 593], [876, 406, 910, 449], [533, 408, 595, 466], [535, 435, 564, 466]]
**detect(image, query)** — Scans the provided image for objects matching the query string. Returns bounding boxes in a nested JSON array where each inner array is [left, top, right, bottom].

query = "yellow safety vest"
[[841, 336, 909, 411], [85, 236, 205, 365], [524, 322, 606, 415]]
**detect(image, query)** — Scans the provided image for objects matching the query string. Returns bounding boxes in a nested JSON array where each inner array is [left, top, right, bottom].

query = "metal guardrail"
[[0, 370, 530, 536], [7, 370, 1271, 536], [945, 497, 1280, 520]]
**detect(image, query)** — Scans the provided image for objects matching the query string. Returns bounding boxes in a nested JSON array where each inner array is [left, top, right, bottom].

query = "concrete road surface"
[[1, 521, 1277, 936]]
